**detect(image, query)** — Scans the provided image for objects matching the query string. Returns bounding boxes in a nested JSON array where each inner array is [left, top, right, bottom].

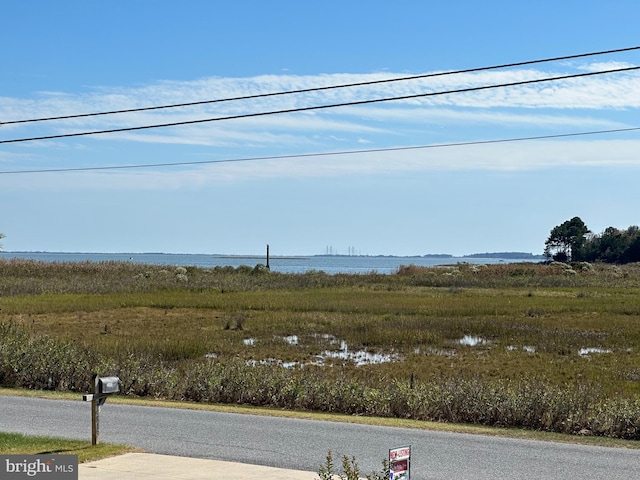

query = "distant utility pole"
[[266, 244, 270, 270]]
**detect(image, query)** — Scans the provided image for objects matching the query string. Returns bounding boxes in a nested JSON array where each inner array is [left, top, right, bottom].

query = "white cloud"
[[336, 105, 627, 129], [577, 61, 636, 72], [3, 139, 639, 191], [3, 66, 639, 129], [94, 112, 388, 146], [2, 65, 639, 184]]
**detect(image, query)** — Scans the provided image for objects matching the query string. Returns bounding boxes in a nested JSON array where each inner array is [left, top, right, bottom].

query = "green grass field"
[[1, 259, 639, 438], [0, 431, 134, 462]]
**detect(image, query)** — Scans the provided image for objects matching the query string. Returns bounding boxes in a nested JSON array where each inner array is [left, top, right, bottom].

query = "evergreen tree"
[[544, 217, 589, 262], [547, 221, 640, 264]]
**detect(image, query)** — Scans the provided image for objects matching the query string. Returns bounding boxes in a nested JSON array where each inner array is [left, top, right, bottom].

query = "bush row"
[[2, 259, 640, 297], [0, 259, 378, 296], [1, 322, 638, 440]]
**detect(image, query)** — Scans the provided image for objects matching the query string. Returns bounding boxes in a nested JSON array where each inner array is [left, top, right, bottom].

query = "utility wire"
[[1, 45, 639, 126], [2, 126, 638, 175], [1, 65, 639, 145]]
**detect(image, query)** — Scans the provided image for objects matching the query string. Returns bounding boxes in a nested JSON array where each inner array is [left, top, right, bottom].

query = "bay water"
[[0, 251, 541, 274]]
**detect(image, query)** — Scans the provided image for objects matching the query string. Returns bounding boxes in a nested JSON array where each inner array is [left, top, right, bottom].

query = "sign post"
[[389, 445, 411, 480]]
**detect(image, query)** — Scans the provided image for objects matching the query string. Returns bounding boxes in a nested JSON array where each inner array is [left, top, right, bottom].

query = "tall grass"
[[2, 259, 640, 298], [2, 260, 640, 439], [2, 321, 639, 438]]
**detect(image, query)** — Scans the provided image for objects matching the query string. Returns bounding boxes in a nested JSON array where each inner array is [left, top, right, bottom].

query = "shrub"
[[317, 451, 389, 480], [2, 320, 640, 439]]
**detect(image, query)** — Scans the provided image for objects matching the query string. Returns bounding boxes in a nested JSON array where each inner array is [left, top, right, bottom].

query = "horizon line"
[[0, 250, 545, 258]]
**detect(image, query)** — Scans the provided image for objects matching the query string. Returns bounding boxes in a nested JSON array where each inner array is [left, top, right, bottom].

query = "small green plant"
[[317, 450, 390, 480], [317, 450, 336, 480]]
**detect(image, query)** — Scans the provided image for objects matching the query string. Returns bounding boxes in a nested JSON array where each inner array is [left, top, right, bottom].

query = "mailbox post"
[[82, 373, 120, 445]]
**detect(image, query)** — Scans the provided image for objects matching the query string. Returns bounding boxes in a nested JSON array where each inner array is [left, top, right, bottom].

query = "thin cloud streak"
[[1, 64, 639, 183], [337, 106, 627, 128], [2, 139, 639, 191], [3, 65, 639, 125]]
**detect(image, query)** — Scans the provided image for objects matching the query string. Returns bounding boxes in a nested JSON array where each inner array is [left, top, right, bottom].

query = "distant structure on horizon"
[[324, 245, 360, 256]]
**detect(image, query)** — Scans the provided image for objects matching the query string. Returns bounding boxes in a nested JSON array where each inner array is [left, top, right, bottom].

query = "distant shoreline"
[[1, 251, 545, 260]]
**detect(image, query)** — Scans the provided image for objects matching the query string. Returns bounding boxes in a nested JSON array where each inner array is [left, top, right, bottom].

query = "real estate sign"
[[389, 446, 410, 480]]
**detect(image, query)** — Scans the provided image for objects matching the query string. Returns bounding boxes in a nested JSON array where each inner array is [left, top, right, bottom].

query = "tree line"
[[544, 216, 640, 264]]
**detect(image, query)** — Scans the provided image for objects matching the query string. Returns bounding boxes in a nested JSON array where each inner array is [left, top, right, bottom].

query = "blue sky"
[[1, 0, 640, 256]]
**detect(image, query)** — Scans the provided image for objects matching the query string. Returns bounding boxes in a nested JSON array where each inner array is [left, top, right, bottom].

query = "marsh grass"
[[1, 260, 640, 438]]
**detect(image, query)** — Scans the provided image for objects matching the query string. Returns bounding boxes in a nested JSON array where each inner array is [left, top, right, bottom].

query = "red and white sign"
[[389, 446, 410, 480]]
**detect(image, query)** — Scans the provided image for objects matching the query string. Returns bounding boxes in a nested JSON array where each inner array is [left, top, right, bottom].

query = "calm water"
[[0, 251, 541, 274]]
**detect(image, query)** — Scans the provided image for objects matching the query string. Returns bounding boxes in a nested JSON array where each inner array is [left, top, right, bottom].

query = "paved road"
[[1, 395, 639, 479]]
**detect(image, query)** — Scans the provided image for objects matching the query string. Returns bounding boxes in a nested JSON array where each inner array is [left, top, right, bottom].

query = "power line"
[[2, 126, 638, 175], [2, 45, 639, 126], [1, 65, 639, 145]]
